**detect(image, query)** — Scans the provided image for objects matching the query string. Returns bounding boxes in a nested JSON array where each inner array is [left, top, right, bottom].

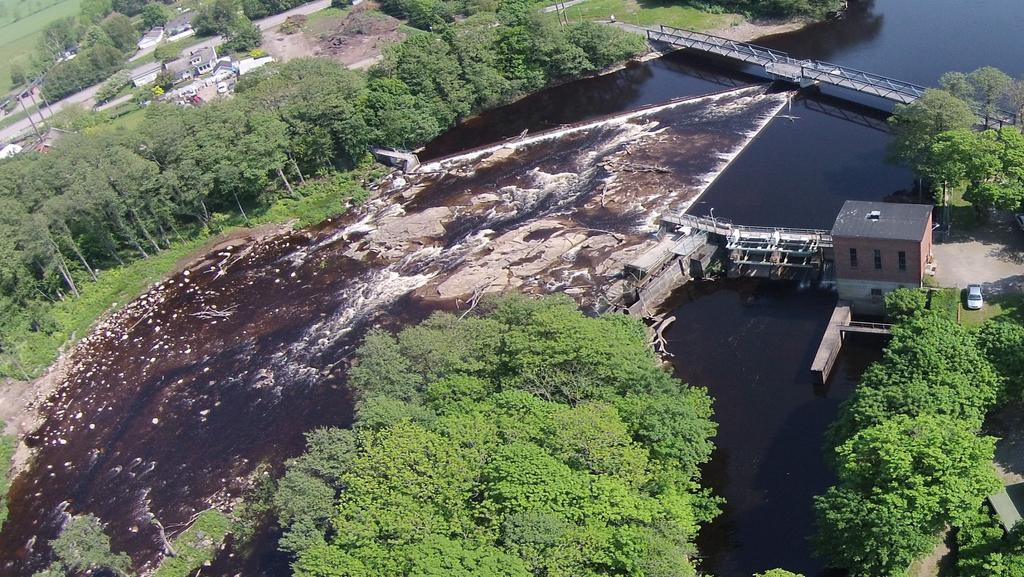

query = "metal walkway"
[[661, 212, 833, 247], [661, 212, 832, 279], [645, 25, 1017, 125]]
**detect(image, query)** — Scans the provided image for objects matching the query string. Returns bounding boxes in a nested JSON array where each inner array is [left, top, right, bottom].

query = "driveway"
[[931, 211, 1024, 293]]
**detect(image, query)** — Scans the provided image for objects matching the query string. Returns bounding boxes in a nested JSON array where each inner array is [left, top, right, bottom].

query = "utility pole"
[[18, 95, 42, 140]]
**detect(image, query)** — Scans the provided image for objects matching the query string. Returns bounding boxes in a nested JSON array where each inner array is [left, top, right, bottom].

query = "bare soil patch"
[[706, 17, 810, 42], [264, 3, 405, 69]]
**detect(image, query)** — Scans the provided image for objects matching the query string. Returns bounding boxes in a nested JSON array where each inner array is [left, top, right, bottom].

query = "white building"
[[131, 62, 164, 87], [237, 56, 275, 76], [138, 27, 165, 50]]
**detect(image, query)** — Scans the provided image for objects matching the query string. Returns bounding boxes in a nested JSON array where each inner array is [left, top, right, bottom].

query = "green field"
[[0, 0, 82, 94], [539, 0, 739, 31]]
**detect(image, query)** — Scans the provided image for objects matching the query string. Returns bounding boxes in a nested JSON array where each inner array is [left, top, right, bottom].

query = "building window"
[[874, 249, 882, 270], [870, 288, 883, 296], [898, 251, 907, 272], [849, 248, 858, 268]]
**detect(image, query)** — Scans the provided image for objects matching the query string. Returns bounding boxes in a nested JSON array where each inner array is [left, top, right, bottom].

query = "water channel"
[[5, 0, 1024, 575]]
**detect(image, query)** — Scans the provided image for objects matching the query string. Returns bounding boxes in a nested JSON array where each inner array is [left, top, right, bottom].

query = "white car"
[[966, 284, 984, 310], [216, 81, 229, 94]]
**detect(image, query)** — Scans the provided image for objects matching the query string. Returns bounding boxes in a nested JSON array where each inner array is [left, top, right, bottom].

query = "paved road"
[[0, 0, 330, 144]]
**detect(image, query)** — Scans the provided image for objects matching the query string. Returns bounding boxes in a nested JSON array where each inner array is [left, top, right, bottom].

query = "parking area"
[[931, 211, 1024, 294]]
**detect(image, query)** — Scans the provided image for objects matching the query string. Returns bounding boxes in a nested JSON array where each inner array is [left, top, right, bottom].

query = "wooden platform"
[[810, 302, 851, 384]]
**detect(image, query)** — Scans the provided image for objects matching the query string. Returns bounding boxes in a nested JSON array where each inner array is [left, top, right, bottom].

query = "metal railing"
[[664, 212, 832, 245], [645, 24, 1020, 125]]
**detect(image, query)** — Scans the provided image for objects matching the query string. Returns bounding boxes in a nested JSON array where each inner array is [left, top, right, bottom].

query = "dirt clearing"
[[263, 3, 406, 69]]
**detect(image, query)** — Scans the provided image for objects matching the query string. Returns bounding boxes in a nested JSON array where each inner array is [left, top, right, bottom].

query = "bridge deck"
[[645, 25, 1016, 124], [840, 321, 893, 335]]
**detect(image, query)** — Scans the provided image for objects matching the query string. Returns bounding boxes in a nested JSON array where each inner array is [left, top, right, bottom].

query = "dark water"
[[414, 1, 1024, 575], [662, 281, 882, 577], [6, 0, 1023, 574]]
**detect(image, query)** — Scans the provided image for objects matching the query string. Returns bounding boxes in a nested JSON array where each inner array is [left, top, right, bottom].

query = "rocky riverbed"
[[0, 83, 791, 576]]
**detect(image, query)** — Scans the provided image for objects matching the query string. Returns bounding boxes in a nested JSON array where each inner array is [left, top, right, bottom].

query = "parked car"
[[1016, 213, 1024, 231], [966, 284, 984, 310], [216, 81, 229, 94]]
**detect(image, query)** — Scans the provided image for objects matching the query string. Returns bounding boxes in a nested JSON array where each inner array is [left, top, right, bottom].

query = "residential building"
[[831, 200, 933, 314], [167, 46, 218, 82], [138, 27, 164, 50], [131, 61, 164, 87]]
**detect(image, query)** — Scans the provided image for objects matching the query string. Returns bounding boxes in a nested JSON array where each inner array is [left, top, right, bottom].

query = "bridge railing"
[[663, 212, 832, 243], [801, 61, 926, 102], [650, 25, 801, 66]]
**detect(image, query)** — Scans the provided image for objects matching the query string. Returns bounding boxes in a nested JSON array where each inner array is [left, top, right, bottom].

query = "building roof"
[[141, 27, 164, 40], [830, 200, 933, 242], [132, 61, 163, 79], [189, 46, 217, 67], [989, 483, 1024, 532], [166, 11, 193, 30]]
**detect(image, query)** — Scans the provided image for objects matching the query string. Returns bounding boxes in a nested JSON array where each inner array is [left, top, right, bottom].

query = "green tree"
[[95, 69, 131, 103], [817, 415, 1000, 577], [969, 66, 1012, 119], [883, 288, 926, 322], [38, 514, 132, 577], [141, 3, 172, 28], [889, 89, 976, 176], [9, 63, 26, 86], [976, 320, 1024, 401], [223, 16, 262, 52], [101, 13, 140, 52]]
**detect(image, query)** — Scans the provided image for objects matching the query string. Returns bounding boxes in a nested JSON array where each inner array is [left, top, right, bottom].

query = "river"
[[4, 0, 1024, 575], [420, 0, 1024, 575]]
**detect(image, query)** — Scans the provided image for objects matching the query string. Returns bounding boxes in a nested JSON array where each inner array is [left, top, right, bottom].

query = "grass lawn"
[[107, 106, 146, 130], [960, 293, 1024, 327], [949, 185, 981, 232], [141, 33, 215, 64], [0, 0, 82, 94], [538, 0, 740, 31], [302, 5, 348, 27]]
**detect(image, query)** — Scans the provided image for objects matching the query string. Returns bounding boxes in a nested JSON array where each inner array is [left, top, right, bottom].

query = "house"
[[138, 27, 164, 50], [165, 12, 194, 36], [167, 46, 218, 82], [0, 143, 22, 159], [237, 56, 274, 76], [209, 59, 237, 83], [131, 61, 164, 87], [830, 200, 933, 314]]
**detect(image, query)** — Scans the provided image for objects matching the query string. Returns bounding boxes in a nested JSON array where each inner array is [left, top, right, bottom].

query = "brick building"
[[831, 200, 933, 313]]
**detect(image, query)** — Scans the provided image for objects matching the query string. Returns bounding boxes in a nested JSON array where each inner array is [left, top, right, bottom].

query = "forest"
[[814, 288, 1024, 576], [0, 3, 645, 379], [889, 66, 1024, 215], [268, 294, 807, 577]]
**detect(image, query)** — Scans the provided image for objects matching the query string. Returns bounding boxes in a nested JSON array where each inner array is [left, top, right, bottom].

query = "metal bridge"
[[645, 25, 1017, 126]]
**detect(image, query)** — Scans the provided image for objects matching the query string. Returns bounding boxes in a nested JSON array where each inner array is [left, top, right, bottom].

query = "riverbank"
[[706, 17, 811, 42]]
